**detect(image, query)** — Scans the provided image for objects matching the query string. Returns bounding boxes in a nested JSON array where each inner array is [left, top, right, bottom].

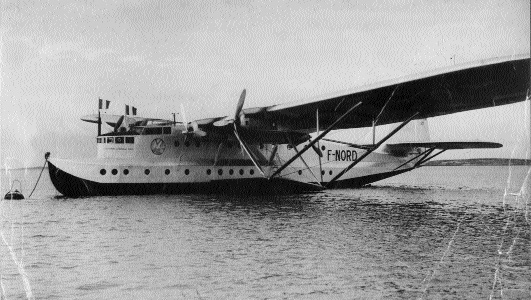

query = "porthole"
[[100, 169, 106, 175], [298, 170, 302, 175], [123, 169, 129, 175], [185, 169, 190, 175], [321, 145, 326, 151], [239, 169, 244, 175], [250, 169, 255, 175], [145, 169, 150, 175], [329, 170, 333, 175], [321, 170, 325, 175], [218, 169, 223, 175], [165, 169, 170, 175], [229, 169, 234, 175], [174, 140, 180, 147], [111, 169, 118, 175], [206, 169, 211, 175], [184, 141, 190, 147]]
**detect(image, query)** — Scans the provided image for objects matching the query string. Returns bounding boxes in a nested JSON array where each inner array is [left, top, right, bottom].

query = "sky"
[[1, 0, 530, 168]]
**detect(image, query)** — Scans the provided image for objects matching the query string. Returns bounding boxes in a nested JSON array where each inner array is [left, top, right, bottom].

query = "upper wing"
[[241, 54, 529, 132]]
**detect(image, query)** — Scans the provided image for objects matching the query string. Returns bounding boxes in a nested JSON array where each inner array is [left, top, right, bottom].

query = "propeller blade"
[[234, 89, 246, 120], [114, 115, 125, 132], [213, 118, 232, 127], [233, 123, 264, 176]]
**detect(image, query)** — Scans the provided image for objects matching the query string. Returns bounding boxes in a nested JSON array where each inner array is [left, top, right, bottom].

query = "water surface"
[[1, 166, 529, 299]]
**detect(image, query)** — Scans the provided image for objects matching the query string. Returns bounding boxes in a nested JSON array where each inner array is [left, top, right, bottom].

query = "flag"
[[98, 98, 103, 109], [125, 105, 130, 115], [106, 100, 110, 109]]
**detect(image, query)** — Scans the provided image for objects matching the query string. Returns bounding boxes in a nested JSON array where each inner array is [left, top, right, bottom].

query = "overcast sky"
[[1, 0, 530, 168]]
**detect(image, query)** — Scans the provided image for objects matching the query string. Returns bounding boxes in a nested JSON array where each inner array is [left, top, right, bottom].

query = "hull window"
[[218, 169, 223, 176], [126, 137, 134, 143], [229, 169, 234, 175], [239, 169, 244, 175], [123, 169, 129, 175], [163, 127, 171, 134], [185, 169, 190, 175], [112, 169, 118, 175], [206, 169, 211, 175], [115, 137, 124, 144], [143, 127, 163, 135], [144, 169, 150, 175], [165, 169, 170, 175], [250, 169, 255, 175], [100, 169, 106, 175]]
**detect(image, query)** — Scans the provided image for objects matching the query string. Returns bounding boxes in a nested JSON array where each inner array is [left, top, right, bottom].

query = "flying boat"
[[47, 54, 530, 197]]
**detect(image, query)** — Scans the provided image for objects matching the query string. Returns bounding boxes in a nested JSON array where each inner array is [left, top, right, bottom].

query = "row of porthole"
[[206, 169, 254, 176], [298, 170, 334, 176], [99, 168, 256, 176], [100, 168, 189, 176]]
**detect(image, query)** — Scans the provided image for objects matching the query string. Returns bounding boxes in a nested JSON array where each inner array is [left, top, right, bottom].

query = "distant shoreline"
[[424, 158, 531, 166]]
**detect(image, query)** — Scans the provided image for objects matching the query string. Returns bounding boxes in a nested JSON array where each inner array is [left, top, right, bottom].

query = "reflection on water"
[[0, 166, 529, 299]]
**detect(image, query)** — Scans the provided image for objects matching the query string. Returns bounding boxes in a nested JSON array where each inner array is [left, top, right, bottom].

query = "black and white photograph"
[[1, 0, 530, 299]]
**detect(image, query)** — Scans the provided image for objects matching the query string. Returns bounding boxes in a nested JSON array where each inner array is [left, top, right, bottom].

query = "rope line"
[[28, 154, 49, 199]]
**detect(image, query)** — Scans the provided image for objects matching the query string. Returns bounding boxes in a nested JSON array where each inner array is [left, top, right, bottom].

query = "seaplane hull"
[[46, 54, 528, 197]]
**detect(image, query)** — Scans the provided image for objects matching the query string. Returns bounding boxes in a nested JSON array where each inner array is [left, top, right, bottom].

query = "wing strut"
[[233, 123, 265, 176], [326, 112, 419, 187], [286, 134, 323, 186], [268, 101, 362, 179], [316, 109, 323, 182], [416, 149, 447, 166], [393, 148, 435, 171]]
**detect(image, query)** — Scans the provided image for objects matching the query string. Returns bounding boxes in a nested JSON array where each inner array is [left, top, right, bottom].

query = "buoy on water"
[[4, 189, 24, 200], [4, 180, 24, 200]]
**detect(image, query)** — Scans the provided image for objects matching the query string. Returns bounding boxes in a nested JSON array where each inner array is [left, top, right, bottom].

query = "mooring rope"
[[28, 152, 50, 199]]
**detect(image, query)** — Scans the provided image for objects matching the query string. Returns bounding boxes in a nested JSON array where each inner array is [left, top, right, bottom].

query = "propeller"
[[180, 104, 207, 137], [217, 89, 264, 176], [113, 115, 125, 132], [213, 89, 246, 127]]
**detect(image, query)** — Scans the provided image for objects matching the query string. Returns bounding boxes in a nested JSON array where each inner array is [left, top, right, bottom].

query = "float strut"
[[269, 101, 362, 179], [393, 148, 435, 171], [416, 149, 446, 166], [326, 112, 419, 187]]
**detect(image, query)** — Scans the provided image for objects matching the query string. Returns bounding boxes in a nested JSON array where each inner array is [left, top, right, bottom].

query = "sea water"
[[0, 166, 529, 299]]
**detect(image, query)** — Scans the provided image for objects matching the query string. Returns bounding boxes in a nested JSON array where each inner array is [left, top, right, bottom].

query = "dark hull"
[[47, 161, 323, 197]]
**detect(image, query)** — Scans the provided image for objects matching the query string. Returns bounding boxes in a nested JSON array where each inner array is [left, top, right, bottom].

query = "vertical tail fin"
[[390, 118, 430, 142]]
